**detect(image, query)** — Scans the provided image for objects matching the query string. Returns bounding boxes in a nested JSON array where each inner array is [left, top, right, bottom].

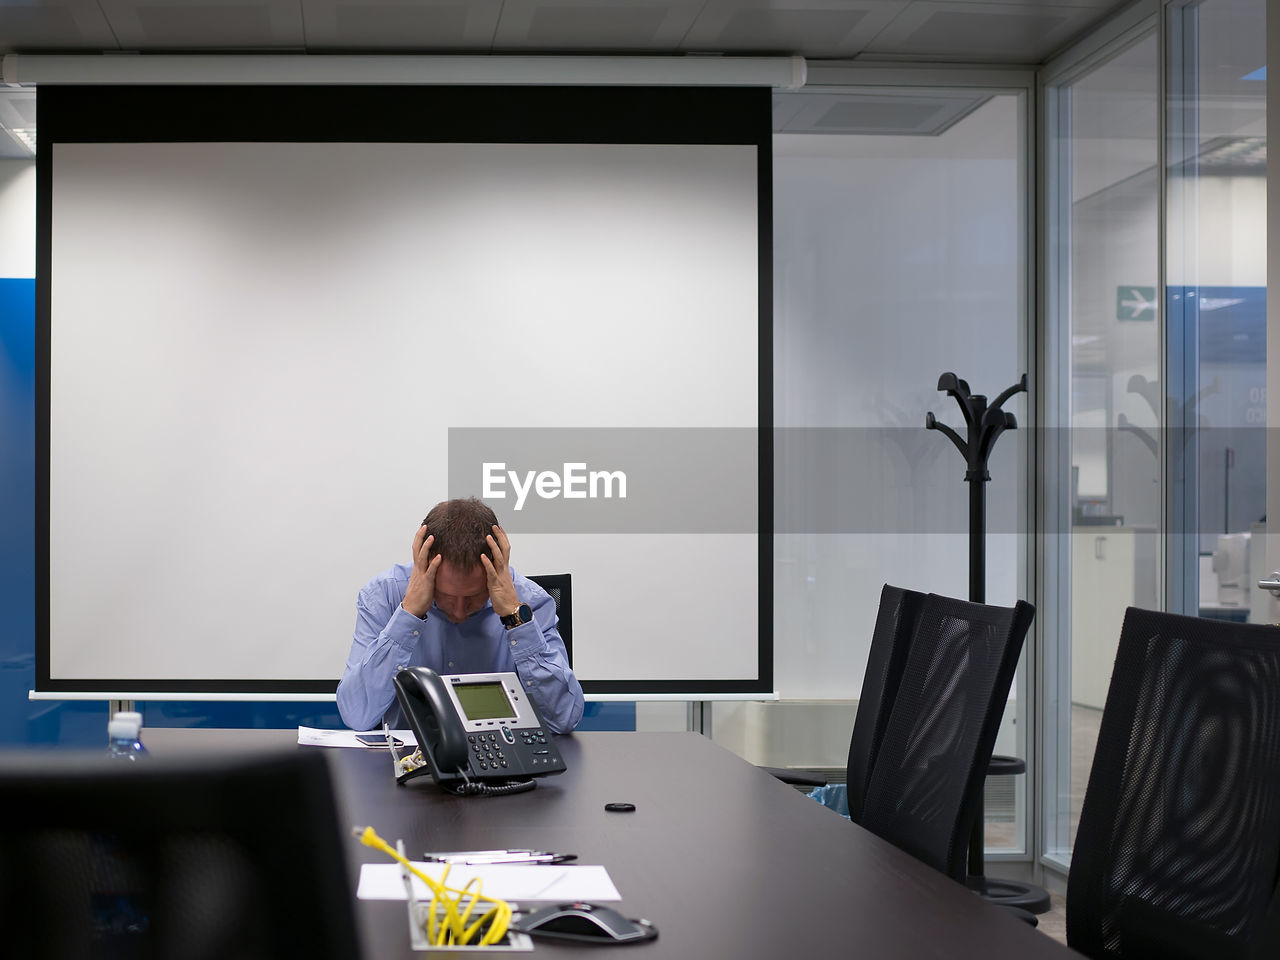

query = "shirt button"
[[412, 630, 420, 636], [448, 661, 454, 668]]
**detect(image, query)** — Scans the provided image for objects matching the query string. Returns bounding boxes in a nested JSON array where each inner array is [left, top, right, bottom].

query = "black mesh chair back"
[[0, 749, 360, 960], [858, 593, 1035, 882], [528, 573, 572, 667], [846, 584, 927, 822], [1067, 607, 1280, 960]]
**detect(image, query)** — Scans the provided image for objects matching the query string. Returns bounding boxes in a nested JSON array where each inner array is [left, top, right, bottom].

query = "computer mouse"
[[513, 901, 658, 944]]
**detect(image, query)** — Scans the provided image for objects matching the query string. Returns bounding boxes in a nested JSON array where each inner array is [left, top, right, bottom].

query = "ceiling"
[[0, 1, 1134, 156], [0, 0, 1130, 61]]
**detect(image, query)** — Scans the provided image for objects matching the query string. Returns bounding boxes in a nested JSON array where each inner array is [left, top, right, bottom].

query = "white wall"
[[0, 160, 35, 278], [771, 94, 1025, 702]]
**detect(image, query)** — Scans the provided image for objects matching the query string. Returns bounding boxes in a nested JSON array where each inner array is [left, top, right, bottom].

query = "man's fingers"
[[416, 533, 435, 565], [479, 553, 497, 579], [488, 526, 512, 568]]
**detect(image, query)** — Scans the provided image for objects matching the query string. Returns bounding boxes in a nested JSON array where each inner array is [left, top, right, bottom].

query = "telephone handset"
[[392, 667, 567, 796]]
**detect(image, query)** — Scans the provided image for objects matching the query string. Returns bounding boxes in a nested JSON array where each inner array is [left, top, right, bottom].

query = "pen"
[[423, 851, 578, 865], [465, 854, 577, 865]]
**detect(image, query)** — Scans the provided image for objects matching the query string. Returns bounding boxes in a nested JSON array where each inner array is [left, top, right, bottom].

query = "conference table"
[[148, 728, 1077, 959]]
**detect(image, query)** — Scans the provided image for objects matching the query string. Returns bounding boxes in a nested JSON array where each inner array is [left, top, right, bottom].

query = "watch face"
[[504, 604, 532, 625]]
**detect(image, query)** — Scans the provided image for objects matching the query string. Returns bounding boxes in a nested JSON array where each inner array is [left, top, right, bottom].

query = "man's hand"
[[481, 524, 520, 617], [401, 524, 441, 618]]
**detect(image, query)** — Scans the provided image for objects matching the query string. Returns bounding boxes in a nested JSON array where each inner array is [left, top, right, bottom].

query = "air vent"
[[774, 92, 991, 136], [0, 90, 36, 157], [1194, 136, 1266, 173]]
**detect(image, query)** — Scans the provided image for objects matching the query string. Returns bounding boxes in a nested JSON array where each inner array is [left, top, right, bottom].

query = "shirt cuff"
[[386, 604, 429, 652], [504, 620, 544, 658]]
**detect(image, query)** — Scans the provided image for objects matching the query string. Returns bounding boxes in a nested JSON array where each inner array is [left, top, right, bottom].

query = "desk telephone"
[[392, 667, 566, 796]]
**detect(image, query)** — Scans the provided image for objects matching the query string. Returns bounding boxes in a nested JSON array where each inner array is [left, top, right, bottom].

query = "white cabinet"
[[1071, 527, 1143, 709]]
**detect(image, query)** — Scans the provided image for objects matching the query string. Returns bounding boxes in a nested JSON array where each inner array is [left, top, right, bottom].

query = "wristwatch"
[[500, 603, 532, 630]]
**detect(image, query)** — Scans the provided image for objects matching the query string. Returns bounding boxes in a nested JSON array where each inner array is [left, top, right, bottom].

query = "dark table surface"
[[145, 728, 1078, 959]]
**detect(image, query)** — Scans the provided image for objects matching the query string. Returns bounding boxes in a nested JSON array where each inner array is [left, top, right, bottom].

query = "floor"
[[1026, 703, 1102, 948], [1039, 892, 1068, 945]]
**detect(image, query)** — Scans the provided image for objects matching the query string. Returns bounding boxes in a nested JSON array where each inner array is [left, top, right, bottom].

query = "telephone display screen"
[[453, 682, 515, 721]]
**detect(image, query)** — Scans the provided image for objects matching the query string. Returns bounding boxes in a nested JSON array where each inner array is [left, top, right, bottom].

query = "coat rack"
[[927, 371, 1049, 917], [926, 372, 1027, 604]]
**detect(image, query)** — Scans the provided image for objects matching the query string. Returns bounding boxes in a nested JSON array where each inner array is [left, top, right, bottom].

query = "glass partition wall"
[[1167, 0, 1267, 621], [1043, 0, 1266, 872], [705, 81, 1033, 860], [1046, 32, 1161, 865]]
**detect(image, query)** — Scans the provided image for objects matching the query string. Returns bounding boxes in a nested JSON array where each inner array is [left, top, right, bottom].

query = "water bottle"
[[106, 718, 144, 761], [113, 710, 150, 756]]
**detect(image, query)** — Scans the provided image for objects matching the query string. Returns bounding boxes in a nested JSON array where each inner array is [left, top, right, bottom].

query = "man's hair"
[[422, 498, 500, 572]]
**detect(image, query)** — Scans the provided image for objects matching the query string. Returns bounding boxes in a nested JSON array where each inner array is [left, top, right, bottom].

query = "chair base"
[[995, 904, 1039, 927], [968, 875, 1052, 915]]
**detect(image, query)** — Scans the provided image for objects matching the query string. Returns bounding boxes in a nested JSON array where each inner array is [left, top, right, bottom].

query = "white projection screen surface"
[[36, 85, 772, 697]]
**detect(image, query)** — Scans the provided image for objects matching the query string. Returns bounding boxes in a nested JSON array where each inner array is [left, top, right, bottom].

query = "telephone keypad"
[[469, 727, 559, 774]]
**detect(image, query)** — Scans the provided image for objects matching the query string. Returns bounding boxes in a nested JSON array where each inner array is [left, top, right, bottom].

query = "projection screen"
[[36, 85, 771, 697]]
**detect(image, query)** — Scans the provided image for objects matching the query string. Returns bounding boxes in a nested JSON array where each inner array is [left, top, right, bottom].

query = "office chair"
[[0, 749, 360, 960], [858, 593, 1035, 888], [528, 573, 572, 667], [844, 584, 928, 819], [766, 584, 926, 792], [1067, 607, 1280, 960]]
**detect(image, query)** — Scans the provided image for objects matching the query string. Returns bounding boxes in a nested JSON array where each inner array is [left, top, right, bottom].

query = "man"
[[337, 498, 584, 734]]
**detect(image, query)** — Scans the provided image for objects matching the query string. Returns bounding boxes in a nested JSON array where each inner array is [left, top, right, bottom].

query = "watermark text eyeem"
[[482, 462, 628, 511]]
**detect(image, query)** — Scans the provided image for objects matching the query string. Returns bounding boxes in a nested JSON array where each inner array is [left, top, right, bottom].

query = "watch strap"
[[501, 603, 532, 629]]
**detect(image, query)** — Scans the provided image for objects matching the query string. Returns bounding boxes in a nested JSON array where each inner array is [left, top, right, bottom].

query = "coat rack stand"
[[927, 372, 1049, 916]]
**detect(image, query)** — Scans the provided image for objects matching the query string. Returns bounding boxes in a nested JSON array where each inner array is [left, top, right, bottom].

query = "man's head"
[[422, 498, 500, 623]]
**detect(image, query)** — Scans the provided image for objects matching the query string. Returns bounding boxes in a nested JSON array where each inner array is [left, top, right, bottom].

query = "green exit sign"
[[1117, 286, 1156, 321]]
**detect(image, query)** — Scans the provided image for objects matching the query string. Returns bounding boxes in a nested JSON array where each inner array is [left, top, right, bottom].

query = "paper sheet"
[[297, 726, 418, 748], [357, 863, 621, 903]]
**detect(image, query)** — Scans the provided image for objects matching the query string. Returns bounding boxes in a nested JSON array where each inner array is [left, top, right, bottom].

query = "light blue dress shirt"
[[336, 563, 584, 734]]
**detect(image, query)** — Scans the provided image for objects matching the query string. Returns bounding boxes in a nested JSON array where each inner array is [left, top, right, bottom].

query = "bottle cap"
[[114, 711, 144, 730], [108, 719, 137, 740]]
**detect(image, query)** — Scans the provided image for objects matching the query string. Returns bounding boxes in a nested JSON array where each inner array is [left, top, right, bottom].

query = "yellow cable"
[[353, 826, 513, 946]]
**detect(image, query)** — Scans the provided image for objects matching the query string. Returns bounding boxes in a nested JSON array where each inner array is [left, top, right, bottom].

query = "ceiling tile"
[[301, 0, 503, 50], [97, 0, 305, 49], [864, 1, 1103, 63], [0, 0, 118, 53], [683, 1, 905, 57], [492, 0, 703, 52], [913, 0, 1121, 7]]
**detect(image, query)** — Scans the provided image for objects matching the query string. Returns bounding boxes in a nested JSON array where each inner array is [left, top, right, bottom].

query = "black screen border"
[[35, 84, 774, 697]]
